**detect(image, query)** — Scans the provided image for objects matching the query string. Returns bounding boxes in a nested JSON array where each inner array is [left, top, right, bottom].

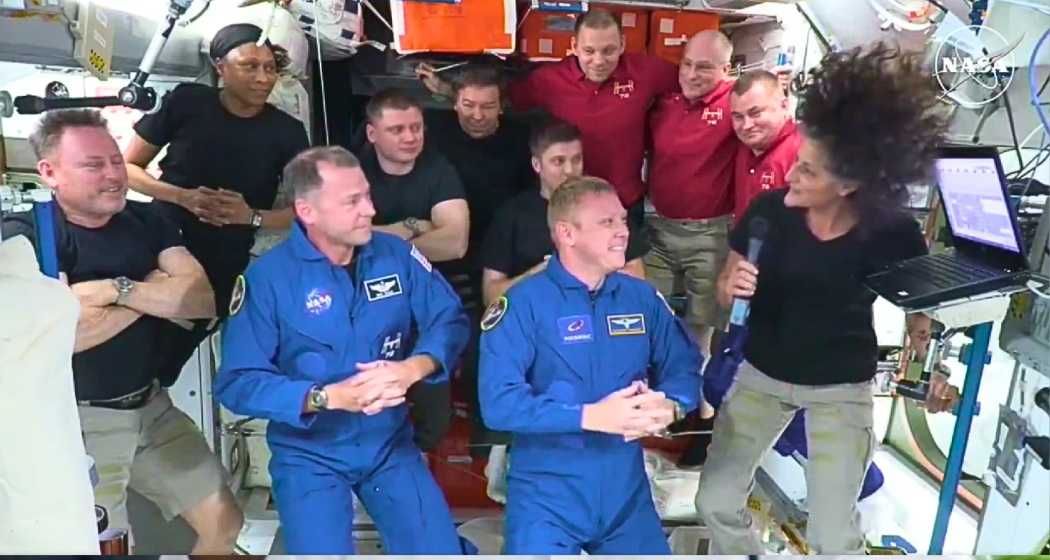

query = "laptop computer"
[[864, 145, 1030, 310]]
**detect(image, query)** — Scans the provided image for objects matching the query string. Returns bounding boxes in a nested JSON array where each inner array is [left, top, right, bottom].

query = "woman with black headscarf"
[[125, 23, 309, 385]]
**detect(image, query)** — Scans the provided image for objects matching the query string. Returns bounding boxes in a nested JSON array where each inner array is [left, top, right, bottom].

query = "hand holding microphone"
[[726, 217, 769, 326]]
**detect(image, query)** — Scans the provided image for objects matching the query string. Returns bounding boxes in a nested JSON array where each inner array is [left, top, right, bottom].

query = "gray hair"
[[29, 109, 108, 160], [282, 146, 361, 199]]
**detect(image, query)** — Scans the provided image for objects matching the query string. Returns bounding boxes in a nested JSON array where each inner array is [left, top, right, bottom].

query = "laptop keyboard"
[[896, 253, 1003, 289]]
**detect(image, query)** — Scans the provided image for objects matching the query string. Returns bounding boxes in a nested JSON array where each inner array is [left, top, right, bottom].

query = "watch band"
[[403, 217, 422, 238], [249, 210, 263, 228], [113, 276, 134, 306], [308, 386, 329, 410]]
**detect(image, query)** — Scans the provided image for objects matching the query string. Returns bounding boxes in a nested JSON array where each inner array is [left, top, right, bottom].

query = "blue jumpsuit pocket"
[[294, 351, 329, 380]]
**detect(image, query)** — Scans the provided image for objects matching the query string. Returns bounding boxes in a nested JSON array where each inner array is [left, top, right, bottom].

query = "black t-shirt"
[[731, 191, 928, 385], [424, 110, 533, 253], [359, 144, 466, 225], [2, 202, 184, 400], [134, 83, 309, 310], [481, 187, 651, 278]]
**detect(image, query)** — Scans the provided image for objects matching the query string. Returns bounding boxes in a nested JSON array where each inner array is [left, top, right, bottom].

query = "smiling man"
[[2, 109, 240, 553], [215, 146, 470, 554], [479, 176, 701, 554], [730, 70, 802, 220], [420, 9, 678, 224], [647, 30, 740, 356]]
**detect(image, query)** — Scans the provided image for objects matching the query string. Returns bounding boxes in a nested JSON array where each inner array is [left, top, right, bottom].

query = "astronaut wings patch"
[[410, 244, 432, 272]]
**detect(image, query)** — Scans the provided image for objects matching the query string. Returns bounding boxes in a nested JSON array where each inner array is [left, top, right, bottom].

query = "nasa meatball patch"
[[229, 275, 246, 316], [480, 296, 508, 332]]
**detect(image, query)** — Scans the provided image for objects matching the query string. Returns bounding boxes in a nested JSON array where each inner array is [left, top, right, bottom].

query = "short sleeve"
[[730, 190, 780, 255], [508, 67, 544, 111], [648, 56, 680, 96], [133, 84, 190, 147], [142, 205, 184, 253], [481, 203, 516, 274], [429, 154, 467, 208], [284, 119, 310, 163]]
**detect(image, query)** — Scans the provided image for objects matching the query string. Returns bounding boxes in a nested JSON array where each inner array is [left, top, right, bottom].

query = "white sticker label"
[[539, 38, 553, 55], [622, 13, 637, 28], [660, 18, 675, 34]]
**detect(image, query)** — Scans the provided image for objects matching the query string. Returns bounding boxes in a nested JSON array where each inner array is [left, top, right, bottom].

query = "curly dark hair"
[[796, 42, 950, 226]]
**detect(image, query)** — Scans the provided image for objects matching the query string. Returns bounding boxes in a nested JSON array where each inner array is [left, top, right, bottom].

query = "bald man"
[[646, 30, 740, 356], [730, 70, 802, 219]]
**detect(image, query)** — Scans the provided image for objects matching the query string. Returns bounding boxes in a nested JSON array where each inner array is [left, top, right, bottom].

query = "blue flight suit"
[[215, 222, 469, 554], [479, 255, 703, 554]]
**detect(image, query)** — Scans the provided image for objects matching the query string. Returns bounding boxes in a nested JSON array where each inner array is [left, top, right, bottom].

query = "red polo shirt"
[[648, 80, 738, 220], [509, 54, 678, 208], [733, 119, 802, 221]]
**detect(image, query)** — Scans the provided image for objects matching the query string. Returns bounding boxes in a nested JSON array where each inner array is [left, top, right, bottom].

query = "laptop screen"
[[934, 157, 1021, 254]]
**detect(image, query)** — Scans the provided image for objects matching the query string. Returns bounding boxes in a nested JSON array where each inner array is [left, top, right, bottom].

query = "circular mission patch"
[[480, 296, 509, 331]]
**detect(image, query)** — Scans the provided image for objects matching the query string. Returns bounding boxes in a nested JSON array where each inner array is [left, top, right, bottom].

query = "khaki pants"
[[644, 214, 730, 331], [79, 390, 229, 533], [695, 362, 877, 554]]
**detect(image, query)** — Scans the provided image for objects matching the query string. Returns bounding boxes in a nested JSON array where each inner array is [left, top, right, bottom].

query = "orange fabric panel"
[[396, 0, 515, 53], [518, 10, 576, 61], [605, 5, 649, 55], [517, 6, 649, 61], [647, 10, 719, 64]]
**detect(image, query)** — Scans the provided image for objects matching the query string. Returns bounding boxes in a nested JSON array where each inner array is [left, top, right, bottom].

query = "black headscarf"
[[209, 23, 272, 61]]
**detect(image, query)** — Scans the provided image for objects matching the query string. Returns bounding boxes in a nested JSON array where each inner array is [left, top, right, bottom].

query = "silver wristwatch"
[[308, 386, 329, 410], [403, 217, 423, 238], [112, 276, 134, 306], [249, 210, 263, 228]]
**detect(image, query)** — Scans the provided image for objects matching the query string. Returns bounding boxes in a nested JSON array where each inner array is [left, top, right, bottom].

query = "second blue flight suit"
[[215, 223, 469, 554], [479, 255, 703, 554]]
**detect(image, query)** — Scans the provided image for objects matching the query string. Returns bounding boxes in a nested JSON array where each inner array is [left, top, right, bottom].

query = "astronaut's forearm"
[[75, 305, 142, 352]]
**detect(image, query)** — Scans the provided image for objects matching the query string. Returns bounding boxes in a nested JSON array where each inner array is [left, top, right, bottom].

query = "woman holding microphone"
[[696, 43, 959, 554]]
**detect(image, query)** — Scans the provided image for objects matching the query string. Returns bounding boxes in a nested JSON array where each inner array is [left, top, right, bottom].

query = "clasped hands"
[[582, 380, 678, 442], [323, 360, 418, 416], [177, 187, 253, 227]]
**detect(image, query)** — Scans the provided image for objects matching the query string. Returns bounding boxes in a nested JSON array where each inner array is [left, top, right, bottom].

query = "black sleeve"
[[285, 119, 310, 163], [429, 156, 467, 209], [133, 84, 191, 147], [730, 190, 780, 255], [137, 204, 184, 254], [626, 219, 650, 261], [481, 203, 516, 274]]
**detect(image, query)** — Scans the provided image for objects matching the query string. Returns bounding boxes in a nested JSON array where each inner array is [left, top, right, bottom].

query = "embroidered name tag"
[[364, 274, 403, 302], [607, 314, 646, 336]]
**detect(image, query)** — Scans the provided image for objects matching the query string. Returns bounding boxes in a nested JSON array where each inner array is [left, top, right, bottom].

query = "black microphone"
[[14, 94, 123, 115], [728, 216, 770, 327]]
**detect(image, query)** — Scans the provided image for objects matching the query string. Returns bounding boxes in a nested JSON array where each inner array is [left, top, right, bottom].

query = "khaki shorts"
[[79, 389, 229, 532], [644, 213, 730, 327]]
